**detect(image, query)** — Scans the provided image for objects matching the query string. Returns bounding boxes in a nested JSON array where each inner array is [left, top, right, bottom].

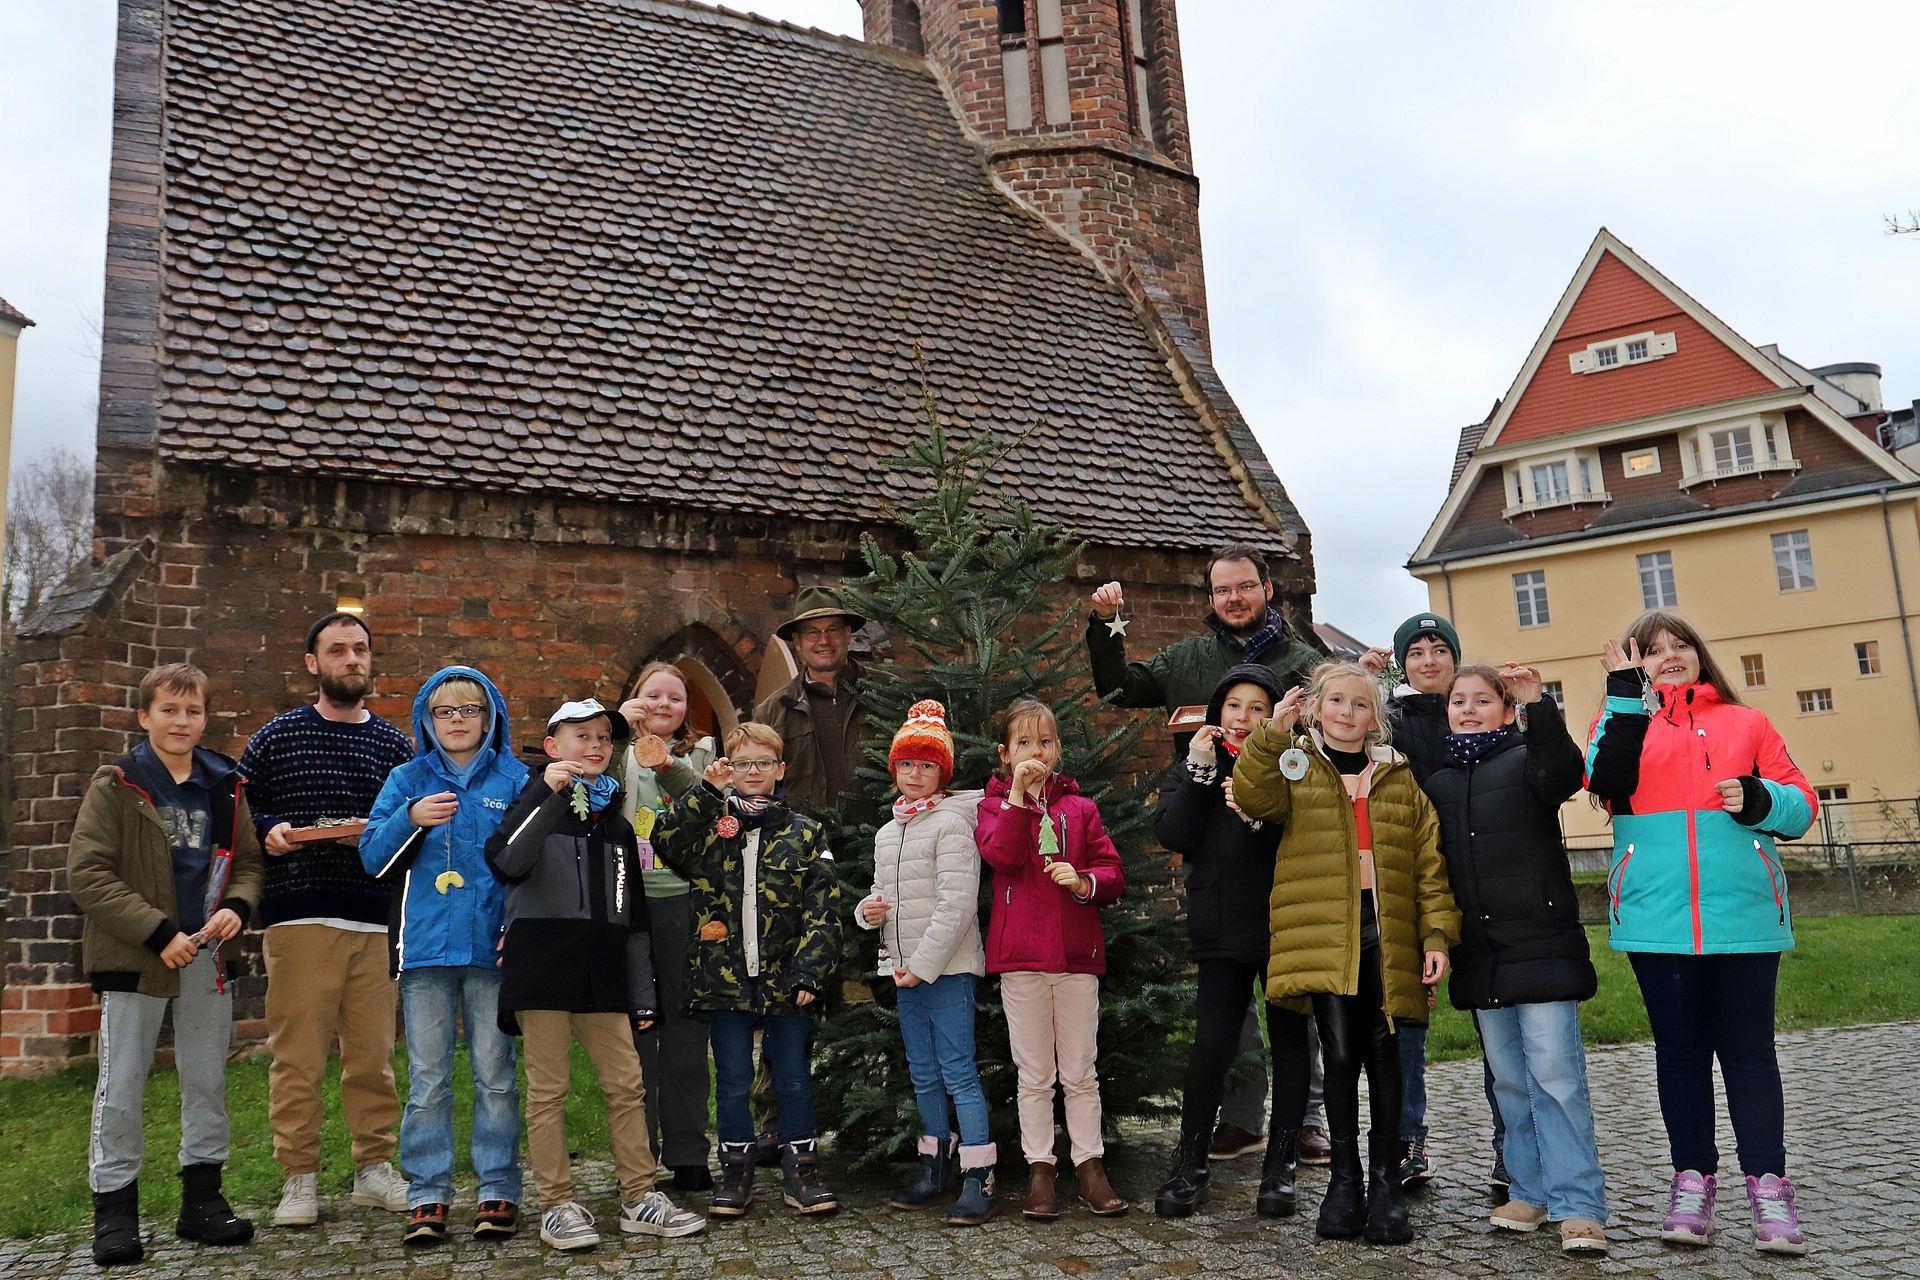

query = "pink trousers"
[[1000, 970, 1104, 1166]]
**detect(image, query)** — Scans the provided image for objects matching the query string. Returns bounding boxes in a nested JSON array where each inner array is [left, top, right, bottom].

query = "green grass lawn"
[[5, 914, 1918, 1239]]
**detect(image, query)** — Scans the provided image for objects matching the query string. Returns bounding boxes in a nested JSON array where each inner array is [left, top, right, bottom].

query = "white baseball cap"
[[545, 698, 631, 742]]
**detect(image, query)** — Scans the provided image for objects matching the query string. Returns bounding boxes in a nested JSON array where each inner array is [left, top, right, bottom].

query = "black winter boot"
[[1315, 1138, 1367, 1238], [779, 1139, 839, 1214], [1153, 1128, 1212, 1218], [175, 1163, 254, 1246], [1256, 1128, 1300, 1218], [710, 1142, 756, 1217], [891, 1134, 956, 1209], [92, 1183, 143, 1266], [946, 1143, 998, 1226], [1363, 1135, 1412, 1244]]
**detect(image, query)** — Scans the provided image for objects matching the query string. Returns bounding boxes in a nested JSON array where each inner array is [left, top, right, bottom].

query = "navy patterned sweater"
[[239, 704, 414, 927]]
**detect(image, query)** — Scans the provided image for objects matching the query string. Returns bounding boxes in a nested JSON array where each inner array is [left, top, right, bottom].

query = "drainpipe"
[[1440, 560, 1457, 624], [1878, 487, 1920, 754]]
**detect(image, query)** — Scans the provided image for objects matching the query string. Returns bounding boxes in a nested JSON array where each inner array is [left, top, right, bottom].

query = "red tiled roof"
[[1497, 252, 1779, 445], [0, 296, 33, 328]]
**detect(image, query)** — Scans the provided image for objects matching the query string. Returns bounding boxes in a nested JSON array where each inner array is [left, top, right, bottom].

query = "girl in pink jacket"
[[976, 700, 1126, 1221]]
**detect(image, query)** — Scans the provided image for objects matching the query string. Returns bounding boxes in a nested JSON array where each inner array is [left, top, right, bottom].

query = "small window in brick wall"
[[999, 0, 1026, 33]]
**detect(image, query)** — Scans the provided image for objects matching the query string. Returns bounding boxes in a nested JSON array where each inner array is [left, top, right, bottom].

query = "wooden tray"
[[281, 819, 368, 845]]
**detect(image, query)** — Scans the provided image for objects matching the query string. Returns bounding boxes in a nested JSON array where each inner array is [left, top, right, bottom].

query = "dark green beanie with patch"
[[1393, 612, 1462, 671]]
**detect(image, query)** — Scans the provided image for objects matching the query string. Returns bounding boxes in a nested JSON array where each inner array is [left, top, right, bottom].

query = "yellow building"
[[0, 295, 33, 541], [1409, 231, 1920, 844]]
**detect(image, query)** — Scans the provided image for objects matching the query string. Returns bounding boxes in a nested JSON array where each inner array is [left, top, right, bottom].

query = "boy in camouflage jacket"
[[652, 721, 841, 1218]]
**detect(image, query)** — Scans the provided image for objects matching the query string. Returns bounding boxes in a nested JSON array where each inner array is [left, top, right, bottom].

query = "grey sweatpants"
[[1220, 999, 1327, 1133], [89, 948, 234, 1192]]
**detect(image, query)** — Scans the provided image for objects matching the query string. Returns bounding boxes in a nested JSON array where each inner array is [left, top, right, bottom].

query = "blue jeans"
[[1398, 1020, 1427, 1143], [710, 1009, 815, 1145], [399, 965, 522, 1207], [896, 973, 990, 1147], [1477, 1001, 1608, 1222]]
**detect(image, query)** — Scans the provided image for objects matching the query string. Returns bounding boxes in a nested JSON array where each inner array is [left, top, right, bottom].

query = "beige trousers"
[[520, 1010, 658, 1206], [1000, 970, 1104, 1166], [263, 924, 400, 1174]]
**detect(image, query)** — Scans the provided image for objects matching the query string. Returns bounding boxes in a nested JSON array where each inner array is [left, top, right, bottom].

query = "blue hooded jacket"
[[361, 667, 530, 974]]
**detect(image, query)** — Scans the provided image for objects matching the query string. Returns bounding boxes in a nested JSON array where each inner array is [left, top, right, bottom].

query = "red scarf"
[[892, 793, 944, 825]]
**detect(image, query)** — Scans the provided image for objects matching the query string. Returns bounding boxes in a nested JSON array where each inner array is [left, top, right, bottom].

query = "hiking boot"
[[1076, 1157, 1128, 1216], [472, 1200, 519, 1239], [1255, 1128, 1299, 1218], [1363, 1134, 1412, 1244], [780, 1139, 839, 1214], [1660, 1170, 1716, 1246], [669, 1164, 714, 1192], [1207, 1122, 1265, 1160], [1397, 1137, 1434, 1190], [1315, 1137, 1367, 1239], [946, 1144, 997, 1226], [175, 1163, 254, 1246], [273, 1172, 319, 1227], [1153, 1129, 1211, 1218], [621, 1189, 706, 1238], [403, 1203, 449, 1248], [710, 1142, 755, 1217], [352, 1160, 411, 1212], [892, 1134, 956, 1209], [91, 1183, 143, 1266], [1297, 1126, 1332, 1166], [1745, 1174, 1807, 1255], [1023, 1161, 1059, 1221], [540, 1201, 600, 1250], [1489, 1152, 1512, 1197]]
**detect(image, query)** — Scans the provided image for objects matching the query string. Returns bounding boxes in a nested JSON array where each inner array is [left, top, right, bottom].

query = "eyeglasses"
[[430, 704, 487, 721], [793, 625, 850, 643], [1210, 580, 1264, 600], [730, 759, 780, 773]]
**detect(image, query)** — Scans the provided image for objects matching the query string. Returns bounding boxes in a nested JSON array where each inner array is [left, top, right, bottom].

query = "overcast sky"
[[3, 1, 1917, 644]]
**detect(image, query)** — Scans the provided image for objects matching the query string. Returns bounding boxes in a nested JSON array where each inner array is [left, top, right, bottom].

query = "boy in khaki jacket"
[[67, 664, 264, 1265]]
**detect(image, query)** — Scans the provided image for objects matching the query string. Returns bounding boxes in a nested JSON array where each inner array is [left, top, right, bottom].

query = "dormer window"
[[1570, 330, 1677, 374], [1678, 412, 1800, 488], [1531, 460, 1570, 504], [1503, 447, 1609, 517]]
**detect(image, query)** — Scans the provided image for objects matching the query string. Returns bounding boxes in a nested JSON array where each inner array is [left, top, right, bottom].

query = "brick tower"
[[863, 0, 1210, 347]]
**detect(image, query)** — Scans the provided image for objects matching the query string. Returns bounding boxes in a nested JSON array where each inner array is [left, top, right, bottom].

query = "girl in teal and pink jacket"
[[1585, 610, 1815, 1258]]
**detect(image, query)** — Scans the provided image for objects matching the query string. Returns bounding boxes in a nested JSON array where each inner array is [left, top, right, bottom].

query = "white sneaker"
[[540, 1201, 601, 1250], [620, 1189, 706, 1238], [274, 1172, 320, 1227], [351, 1160, 410, 1212]]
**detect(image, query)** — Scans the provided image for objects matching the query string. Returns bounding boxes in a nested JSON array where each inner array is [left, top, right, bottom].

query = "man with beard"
[[240, 613, 416, 1228], [1085, 543, 1332, 1167]]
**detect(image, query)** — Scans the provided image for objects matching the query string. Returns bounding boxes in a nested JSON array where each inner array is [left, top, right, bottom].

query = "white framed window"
[[1815, 785, 1849, 802], [1856, 640, 1882, 676], [1622, 446, 1661, 477], [1503, 448, 1609, 516], [1741, 654, 1766, 689], [1514, 570, 1550, 628], [1772, 530, 1815, 592], [1711, 427, 1755, 471], [1638, 551, 1678, 609], [1541, 680, 1565, 709], [1796, 688, 1834, 715], [1569, 329, 1677, 374], [1678, 412, 1798, 486]]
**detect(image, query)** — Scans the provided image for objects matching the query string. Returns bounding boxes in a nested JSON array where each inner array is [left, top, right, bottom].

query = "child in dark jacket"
[[650, 721, 842, 1219], [484, 699, 704, 1251], [68, 664, 264, 1265], [976, 700, 1127, 1222], [1425, 665, 1607, 1254], [1153, 664, 1313, 1221]]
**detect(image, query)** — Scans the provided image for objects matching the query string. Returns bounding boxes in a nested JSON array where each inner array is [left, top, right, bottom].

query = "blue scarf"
[[1206, 607, 1286, 658], [580, 771, 621, 814], [1445, 724, 1517, 763]]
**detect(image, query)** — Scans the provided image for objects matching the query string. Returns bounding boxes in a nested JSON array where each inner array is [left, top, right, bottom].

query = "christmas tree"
[[807, 369, 1191, 1166]]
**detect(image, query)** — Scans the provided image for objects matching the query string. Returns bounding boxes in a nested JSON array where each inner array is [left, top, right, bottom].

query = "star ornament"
[[1105, 614, 1129, 637]]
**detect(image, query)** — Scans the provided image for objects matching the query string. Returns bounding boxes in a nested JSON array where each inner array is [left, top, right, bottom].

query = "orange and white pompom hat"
[[888, 699, 955, 786]]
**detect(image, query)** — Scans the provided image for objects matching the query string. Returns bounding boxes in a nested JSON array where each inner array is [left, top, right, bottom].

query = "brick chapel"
[[3, 0, 1316, 1074]]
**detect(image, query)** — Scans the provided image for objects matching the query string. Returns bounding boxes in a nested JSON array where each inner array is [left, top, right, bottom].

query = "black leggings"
[[1179, 959, 1266, 1137], [1302, 944, 1400, 1144]]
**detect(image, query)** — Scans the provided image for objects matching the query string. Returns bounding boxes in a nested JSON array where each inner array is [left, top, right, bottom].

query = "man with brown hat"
[[753, 587, 869, 808]]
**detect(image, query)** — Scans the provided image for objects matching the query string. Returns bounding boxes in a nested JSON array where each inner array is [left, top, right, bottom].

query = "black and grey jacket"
[[483, 774, 656, 1034]]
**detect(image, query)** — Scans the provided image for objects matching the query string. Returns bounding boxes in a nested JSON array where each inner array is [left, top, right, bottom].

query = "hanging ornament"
[[717, 815, 741, 839], [1105, 615, 1129, 637], [570, 780, 591, 820], [1279, 748, 1311, 781], [434, 870, 465, 894], [1037, 812, 1060, 864]]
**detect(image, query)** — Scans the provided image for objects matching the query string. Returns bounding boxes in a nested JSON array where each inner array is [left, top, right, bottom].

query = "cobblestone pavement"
[[3, 1021, 1911, 1279]]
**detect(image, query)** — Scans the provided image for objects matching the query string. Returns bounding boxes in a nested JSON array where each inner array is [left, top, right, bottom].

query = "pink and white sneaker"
[[1745, 1175, 1807, 1255], [1659, 1170, 1716, 1245]]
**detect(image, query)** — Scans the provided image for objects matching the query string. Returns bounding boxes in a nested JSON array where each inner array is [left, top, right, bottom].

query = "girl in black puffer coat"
[[1424, 664, 1610, 1253], [1151, 664, 1311, 1221]]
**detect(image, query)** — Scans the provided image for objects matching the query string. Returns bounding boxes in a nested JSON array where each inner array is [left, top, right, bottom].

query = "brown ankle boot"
[[1075, 1157, 1128, 1217], [1022, 1162, 1060, 1220]]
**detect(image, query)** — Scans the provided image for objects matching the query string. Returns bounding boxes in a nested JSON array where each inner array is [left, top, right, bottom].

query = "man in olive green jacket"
[[755, 587, 869, 809]]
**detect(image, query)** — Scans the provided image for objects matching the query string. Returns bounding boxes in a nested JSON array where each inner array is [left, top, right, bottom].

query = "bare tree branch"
[[1887, 210, 1920, 236], [5, 447, 96, 621]]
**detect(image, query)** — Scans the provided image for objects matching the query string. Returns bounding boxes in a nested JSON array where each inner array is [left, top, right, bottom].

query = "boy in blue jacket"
[[361, 668, 528, 1246]]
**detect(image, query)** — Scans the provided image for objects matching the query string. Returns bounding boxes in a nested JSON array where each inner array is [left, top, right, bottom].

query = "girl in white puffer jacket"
[[855, 701, 992, 1225]]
